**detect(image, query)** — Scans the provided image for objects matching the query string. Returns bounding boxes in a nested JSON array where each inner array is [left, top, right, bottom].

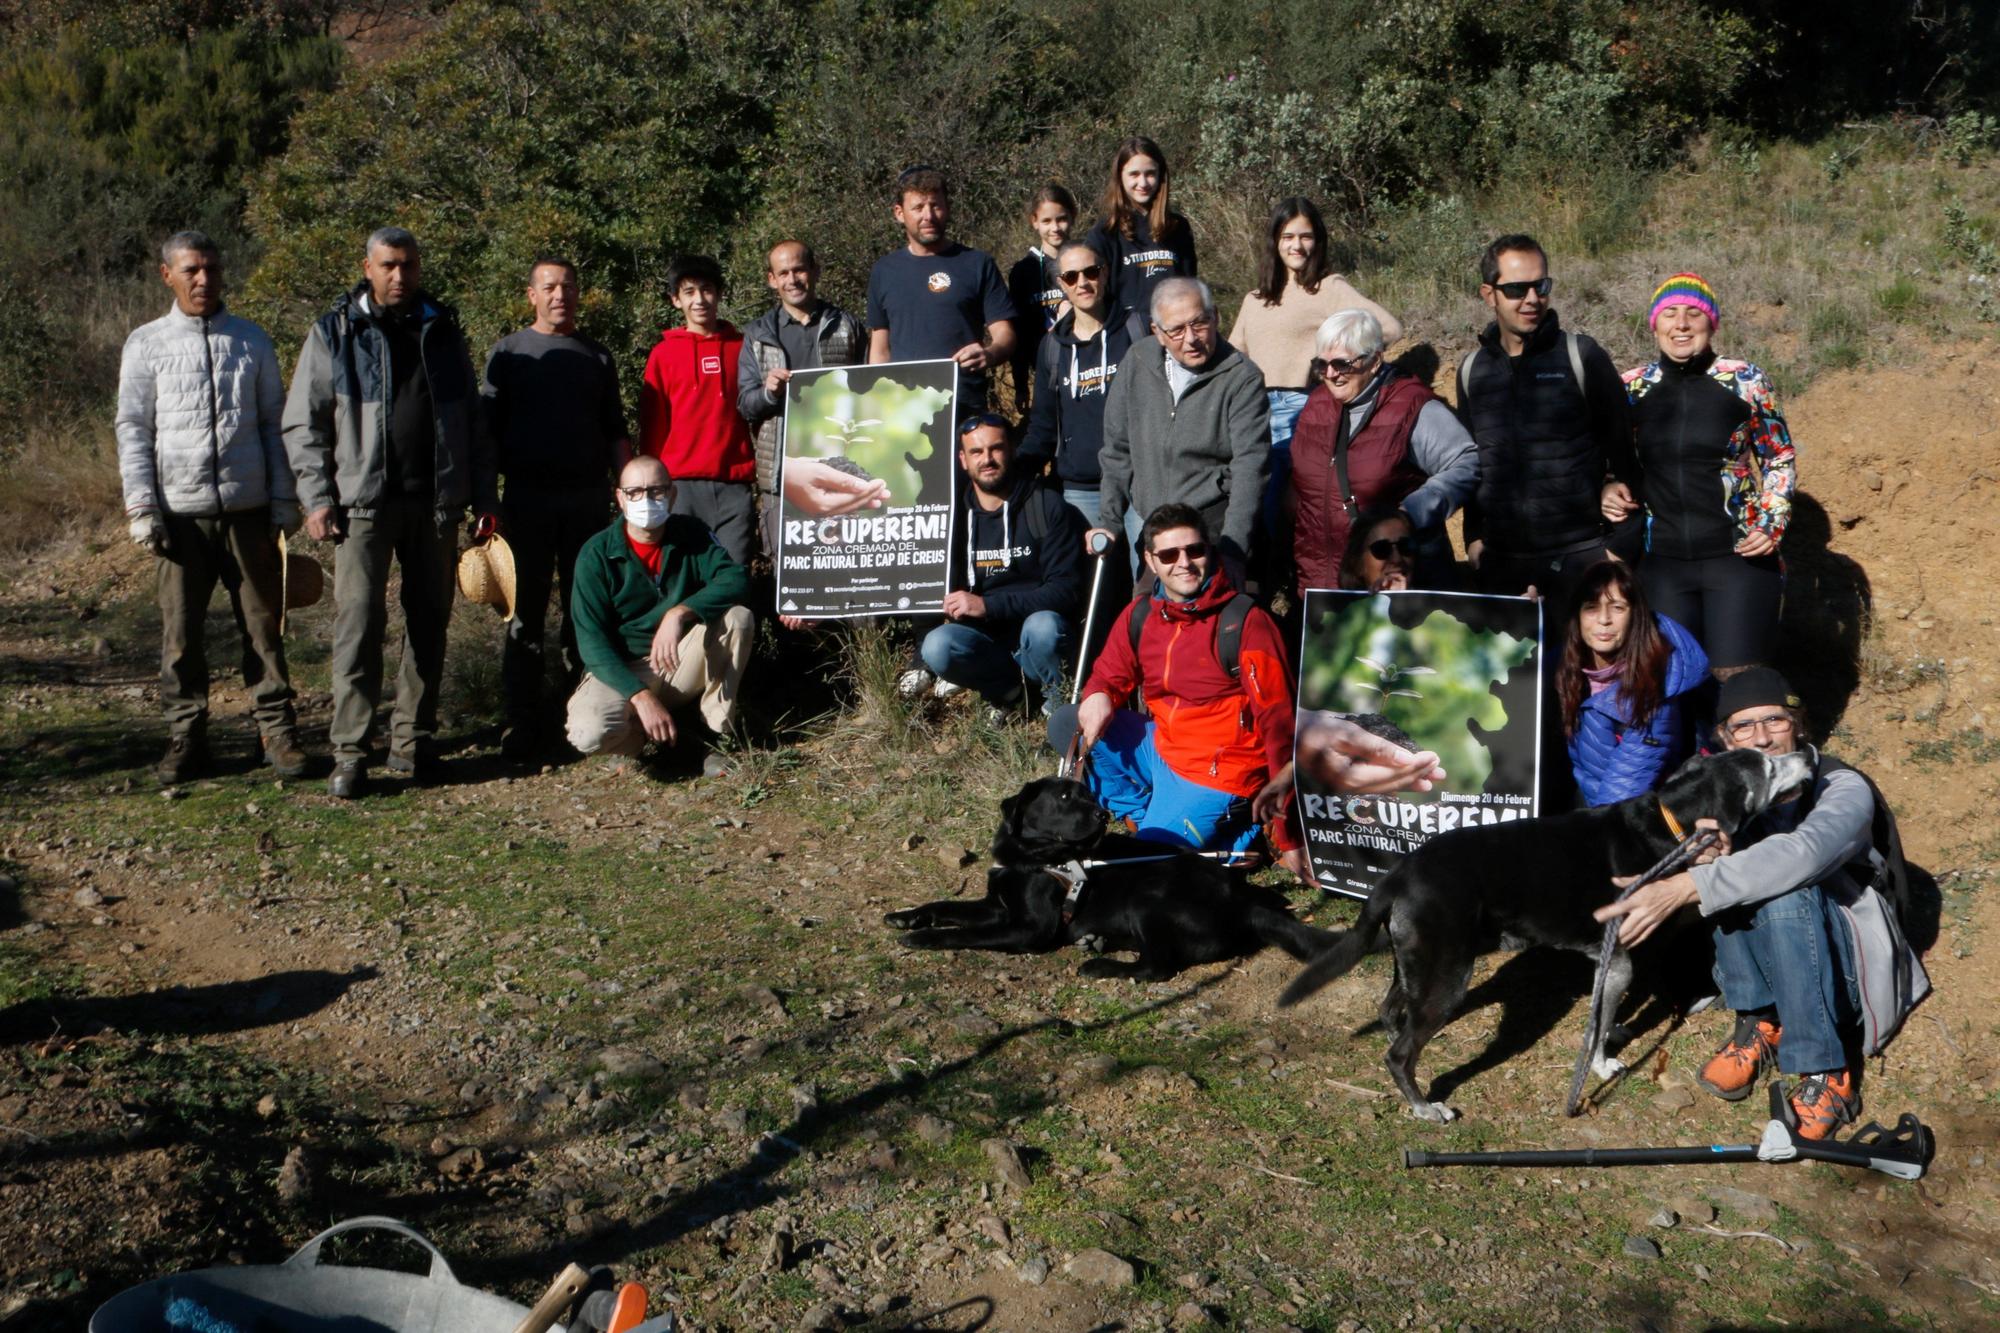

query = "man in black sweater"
[[1455, 233, 1636, 606], [920, 413, 1086, 720]]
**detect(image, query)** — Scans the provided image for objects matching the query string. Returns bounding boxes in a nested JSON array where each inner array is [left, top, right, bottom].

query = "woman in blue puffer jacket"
[[1557, 560, 1710, 807]]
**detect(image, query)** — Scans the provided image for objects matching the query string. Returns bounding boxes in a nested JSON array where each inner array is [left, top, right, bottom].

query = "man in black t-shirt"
[[866, 166, 1016, 412], [483, 255, 632, 761]]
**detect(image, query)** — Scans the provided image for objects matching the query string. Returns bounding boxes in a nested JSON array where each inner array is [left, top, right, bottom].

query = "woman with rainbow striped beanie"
[[1600, 272, 1795, 679]]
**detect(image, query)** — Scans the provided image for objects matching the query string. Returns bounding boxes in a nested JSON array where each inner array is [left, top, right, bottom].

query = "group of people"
[[115, 139, 1923, 1141]]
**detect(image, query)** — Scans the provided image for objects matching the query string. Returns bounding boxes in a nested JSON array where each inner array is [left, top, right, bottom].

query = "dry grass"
[[0, 414, 124, 557]]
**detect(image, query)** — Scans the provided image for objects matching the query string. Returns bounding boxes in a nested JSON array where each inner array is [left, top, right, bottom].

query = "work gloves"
[[130, 513, 168, 555]]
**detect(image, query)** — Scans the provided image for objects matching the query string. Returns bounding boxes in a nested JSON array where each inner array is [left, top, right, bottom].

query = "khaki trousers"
[[157, 509, 295, 735], [566, 605, 754, 756], [330, 498, 458, 763]]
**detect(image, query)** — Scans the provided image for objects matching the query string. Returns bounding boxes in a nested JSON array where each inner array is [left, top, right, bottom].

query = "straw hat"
[[456, 532, 517, 620], [277, 531, 324, 634]]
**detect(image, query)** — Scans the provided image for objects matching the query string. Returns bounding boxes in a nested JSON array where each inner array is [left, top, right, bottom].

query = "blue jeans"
[[1260, 388, 1307, 547], [1086, 708, 1259, 853], [921, 610, 1070, 705], [1062, 486, 1102, 530], [1711, 884, 1861, 1074]]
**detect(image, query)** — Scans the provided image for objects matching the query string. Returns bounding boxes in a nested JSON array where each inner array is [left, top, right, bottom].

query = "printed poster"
[[774, 360, 959, 618], [1295, 588, 1543, 898]]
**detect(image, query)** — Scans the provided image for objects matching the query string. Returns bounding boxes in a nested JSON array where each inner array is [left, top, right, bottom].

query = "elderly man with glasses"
[[564, 455, 753, 777], [1093, 276, 1270, 579], [1595, 668, 1930, 1140]]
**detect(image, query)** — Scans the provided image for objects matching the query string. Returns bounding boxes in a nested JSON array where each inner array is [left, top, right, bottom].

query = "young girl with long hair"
[[1007, 182, 1076, 412], [1084, 136, 1196, 324]]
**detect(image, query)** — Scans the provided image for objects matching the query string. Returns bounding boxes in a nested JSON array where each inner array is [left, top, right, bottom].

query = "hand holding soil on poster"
[[775, 361, 959, 619], [1293, 590, 1543, 897]]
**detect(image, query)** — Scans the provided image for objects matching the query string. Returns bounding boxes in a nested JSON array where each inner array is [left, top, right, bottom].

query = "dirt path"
[[3, 343, 1999, 1330]]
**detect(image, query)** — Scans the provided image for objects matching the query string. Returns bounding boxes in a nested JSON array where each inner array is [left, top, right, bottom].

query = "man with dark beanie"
[[1596, 667, 1929, 1140]]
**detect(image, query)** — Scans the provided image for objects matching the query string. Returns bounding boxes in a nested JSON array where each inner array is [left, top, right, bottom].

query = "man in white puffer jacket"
[[116, 230, 306, 784]]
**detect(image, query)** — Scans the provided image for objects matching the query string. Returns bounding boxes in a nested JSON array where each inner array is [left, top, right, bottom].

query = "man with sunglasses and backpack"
[[1059, 504, 1305, 876], [1454, 234, 1636, 607]]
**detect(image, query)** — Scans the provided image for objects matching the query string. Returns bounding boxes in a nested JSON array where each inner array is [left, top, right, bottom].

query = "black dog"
[[885, 776, 1334, 981], [1277, 748, 1814, 1121]]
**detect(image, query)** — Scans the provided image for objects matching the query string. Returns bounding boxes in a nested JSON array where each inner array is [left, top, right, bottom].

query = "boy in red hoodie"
[[639, 255, 755, 563], [1070, 503, 1305, 875]]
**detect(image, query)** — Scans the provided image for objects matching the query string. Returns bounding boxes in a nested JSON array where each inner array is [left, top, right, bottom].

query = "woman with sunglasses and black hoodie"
[[1019, 238, 1147, 531]]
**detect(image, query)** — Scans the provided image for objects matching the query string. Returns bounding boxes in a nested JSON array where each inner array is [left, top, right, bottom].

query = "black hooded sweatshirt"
[[951, 471, 1088, 630]]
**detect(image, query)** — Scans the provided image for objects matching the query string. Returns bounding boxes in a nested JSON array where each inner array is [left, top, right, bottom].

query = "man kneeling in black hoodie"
[[921, 413, 1087, 720]]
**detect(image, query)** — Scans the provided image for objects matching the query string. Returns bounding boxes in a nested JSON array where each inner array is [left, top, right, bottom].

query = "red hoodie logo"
[[701, 355, 721, 375]]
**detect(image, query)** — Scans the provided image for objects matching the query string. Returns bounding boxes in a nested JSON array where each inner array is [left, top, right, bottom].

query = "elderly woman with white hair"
[[1283, 308, 1478, 594]]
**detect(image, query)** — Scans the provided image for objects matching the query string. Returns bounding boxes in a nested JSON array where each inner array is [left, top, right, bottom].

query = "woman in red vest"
[[1285, 309, 1478, 595]]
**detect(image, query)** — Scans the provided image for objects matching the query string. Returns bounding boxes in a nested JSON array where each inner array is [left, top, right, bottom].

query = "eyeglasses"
[[1724, 713, 1795, 741], [1321, 353, 1376, 377], [1156, 316, 1214, 342], [618, 485, 673, 501], [1491, 276, 1554, 301], [1150, 541, 1209, 567], [1367, 536, 1415, 560], [1058, 264, 1102, 286]]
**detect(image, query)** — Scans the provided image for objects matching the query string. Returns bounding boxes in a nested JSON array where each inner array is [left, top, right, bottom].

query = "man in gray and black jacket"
[[1092, 276, 1269, 580], [283, 226, 498, 798], [736, 240, 865, 566], [117, 230, 304, 784]]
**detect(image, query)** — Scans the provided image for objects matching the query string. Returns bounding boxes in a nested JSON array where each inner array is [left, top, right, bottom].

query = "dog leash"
[[1036, 851, 1264, 925], [1564, 815, 1720, 1117]]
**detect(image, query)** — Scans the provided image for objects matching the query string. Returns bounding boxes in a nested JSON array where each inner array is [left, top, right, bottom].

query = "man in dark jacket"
[[1018, 238, 1142, 531], [920, 414, 1085, 719], [565, 455, 753, 775], [1455, 234, 1635, 606], [736, 240, 866, 564], [482, 255, 630, 763], [283, 226, 498, 798]]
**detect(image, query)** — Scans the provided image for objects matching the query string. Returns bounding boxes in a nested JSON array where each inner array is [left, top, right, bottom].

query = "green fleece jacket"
[[571, 515, 750, 700]]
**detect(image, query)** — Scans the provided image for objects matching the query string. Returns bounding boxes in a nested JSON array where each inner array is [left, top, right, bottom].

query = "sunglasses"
[[1368, 536, 1415, 560], [1058, 264, 1102, 286], [1491, 276, 1554, 300], [1150, 541, 1209, 567], [1320, 354, 1375, 377]]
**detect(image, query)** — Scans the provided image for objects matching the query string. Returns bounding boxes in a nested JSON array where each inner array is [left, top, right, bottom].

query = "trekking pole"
[[1070, 529, 1115, 707], [1565, 825, 1719, 1117], [1411, 1082, 1933, 1181], [1057, 531, 1115, 780]]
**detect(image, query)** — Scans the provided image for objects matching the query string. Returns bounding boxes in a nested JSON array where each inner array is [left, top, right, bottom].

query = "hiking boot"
[[327, 759, 365, 800], [500, 723, 541, 765], [896, 667, 936, 700], [1697, 1011, 1781, 1102], [156, 727, 208, 785], [385, 744, 438, 782], [260, 729, 309, 780], [1789, 1069, 1860, 1141]]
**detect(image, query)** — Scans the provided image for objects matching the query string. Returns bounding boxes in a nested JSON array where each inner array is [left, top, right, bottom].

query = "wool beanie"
[[1716, 666, 1799, 720], [1648, 272, 1720, 330]]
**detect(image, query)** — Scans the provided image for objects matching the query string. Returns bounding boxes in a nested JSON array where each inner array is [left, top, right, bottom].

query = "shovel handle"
[[512, 1262, 591, 1333]]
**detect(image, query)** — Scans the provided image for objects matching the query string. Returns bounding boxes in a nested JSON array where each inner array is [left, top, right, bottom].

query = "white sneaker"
[[896, 667, 936, 699], [931, 678, 966, 699]]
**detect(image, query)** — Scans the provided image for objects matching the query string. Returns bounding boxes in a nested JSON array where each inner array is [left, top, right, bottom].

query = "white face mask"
[[622, 496, 671, 529]]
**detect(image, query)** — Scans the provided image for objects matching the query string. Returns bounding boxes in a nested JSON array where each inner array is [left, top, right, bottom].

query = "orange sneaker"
[[1697, 1012, 1781, 1102], [1790, 1069, 1860, 1141]]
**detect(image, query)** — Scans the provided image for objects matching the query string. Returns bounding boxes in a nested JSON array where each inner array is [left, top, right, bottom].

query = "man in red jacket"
[[639, 255, 755, 563], [1072, 503, 1304, 872]]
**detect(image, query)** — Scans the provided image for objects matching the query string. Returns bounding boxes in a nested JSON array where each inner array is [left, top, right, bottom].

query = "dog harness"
[[1032, 851, 1263, 925]]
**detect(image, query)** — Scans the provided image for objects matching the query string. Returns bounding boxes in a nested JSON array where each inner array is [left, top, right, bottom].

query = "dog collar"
[[1659, 800, 1686, 840]]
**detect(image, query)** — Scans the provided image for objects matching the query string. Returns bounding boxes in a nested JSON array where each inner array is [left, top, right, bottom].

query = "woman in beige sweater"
[[1230, 198, 1403, 544]]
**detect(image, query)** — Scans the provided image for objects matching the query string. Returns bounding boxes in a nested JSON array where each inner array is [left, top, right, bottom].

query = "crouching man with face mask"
[[566, 456, 754, 776]]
